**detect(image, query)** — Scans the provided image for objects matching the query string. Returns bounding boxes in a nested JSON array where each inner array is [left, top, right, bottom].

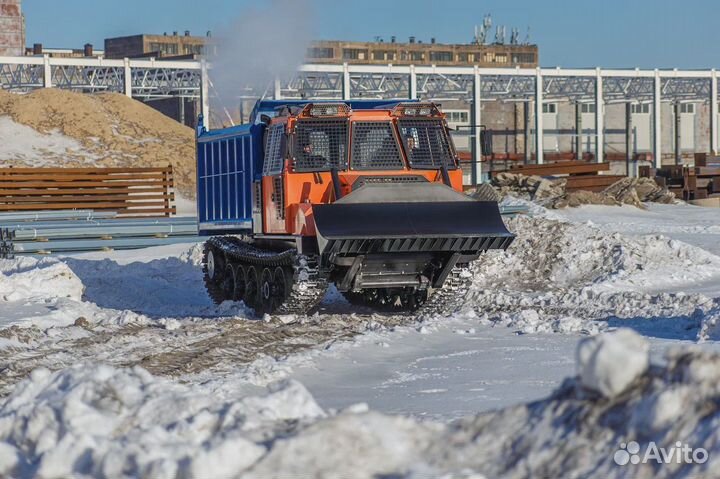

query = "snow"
[[2, 334, 720, 478], [0, 199, 719, 476], [576, 329, 649, 398], [0, 116, 98, 166]]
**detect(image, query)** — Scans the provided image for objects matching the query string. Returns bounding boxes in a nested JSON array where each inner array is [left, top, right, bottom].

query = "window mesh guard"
[[351, 122, 405, 170], [398, 119, 455, 169], [263, 124, 285, 176], [294, 119, 348, 171]]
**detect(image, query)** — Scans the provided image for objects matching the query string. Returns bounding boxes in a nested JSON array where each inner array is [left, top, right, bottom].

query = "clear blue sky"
[[22, 0, 716, 69]]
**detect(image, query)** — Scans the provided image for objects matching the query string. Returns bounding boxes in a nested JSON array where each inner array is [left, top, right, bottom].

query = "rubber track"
[[204, 236, 328, 315], [415, 263, 475, 318]]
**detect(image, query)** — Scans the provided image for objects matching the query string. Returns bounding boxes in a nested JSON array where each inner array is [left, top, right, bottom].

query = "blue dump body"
[[196, 122, 263, 235], [196, 99, 418, 236]]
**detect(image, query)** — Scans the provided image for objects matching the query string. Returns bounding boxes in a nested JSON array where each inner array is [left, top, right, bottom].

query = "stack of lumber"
[[0, 166, 176, 217], [491, 161, 624, 192]]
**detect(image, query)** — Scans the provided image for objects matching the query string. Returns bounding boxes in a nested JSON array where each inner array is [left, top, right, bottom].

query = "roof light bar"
[[391, 102, 442, 117], [301, 103, 352, 117]]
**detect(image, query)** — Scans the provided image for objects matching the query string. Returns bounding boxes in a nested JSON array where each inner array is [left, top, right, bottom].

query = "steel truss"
[[0, 56, 202, 100], [279, 69, 717, 104]]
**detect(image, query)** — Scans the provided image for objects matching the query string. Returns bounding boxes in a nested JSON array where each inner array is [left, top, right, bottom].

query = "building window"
[[183, 44, 204, 55], [372, 50, 396, 61], [149, 42, 179, 56], [483, 52, 494, 63], [542, 103, 557, 114], [429, 51, 453, 62], [409, 51, 424, 62], [511, 53, 535, 64], [494, 53, 508, 63], [457, 52, 476, 63], [343, 48, 368, 60], [580, 103, 596, 114], [307, 47, 334, 59], [680, 103, 695, 114], [445, 111, 470, 123], [631, 104, 651, 114]]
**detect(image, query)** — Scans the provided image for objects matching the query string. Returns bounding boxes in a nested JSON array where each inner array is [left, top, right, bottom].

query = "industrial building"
[[306, 38, 538, 68], [0, 0, 24, 56], [104, 32, 216, 60]]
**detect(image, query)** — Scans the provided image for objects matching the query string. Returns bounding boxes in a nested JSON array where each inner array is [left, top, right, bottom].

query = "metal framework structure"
[[0, 55, 202, 100], [3, 56, 719, 182]]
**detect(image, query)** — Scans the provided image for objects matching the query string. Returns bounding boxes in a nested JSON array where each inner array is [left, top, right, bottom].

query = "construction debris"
[[491, 173, 675, 209]]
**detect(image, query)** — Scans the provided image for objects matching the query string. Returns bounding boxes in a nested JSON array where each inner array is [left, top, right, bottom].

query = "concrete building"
[[104, 32, 216, 60], [0, 0, 24, 56], [307, 38, 538, 68]]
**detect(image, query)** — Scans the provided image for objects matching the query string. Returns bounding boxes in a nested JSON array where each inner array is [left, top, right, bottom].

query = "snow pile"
[[463, 215, 720, 333], [0, 257, 83, 303], [426, 329, 720, 478], [697, 304, 720, 341], [2, 331, 720, 478], [0, 365, 323, 478], [576, 329, 649, 398]]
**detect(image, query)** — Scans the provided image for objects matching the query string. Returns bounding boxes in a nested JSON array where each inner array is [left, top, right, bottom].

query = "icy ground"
[[1, 200, 719, 477]]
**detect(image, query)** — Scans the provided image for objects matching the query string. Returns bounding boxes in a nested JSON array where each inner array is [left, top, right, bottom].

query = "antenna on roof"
[[523, 26, 531, 45], [510, 28, 519, 45], [495, 25, 506, 45]]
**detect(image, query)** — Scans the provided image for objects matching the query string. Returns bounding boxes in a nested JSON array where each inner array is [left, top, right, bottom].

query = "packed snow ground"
[[1, 200, 719, 477]]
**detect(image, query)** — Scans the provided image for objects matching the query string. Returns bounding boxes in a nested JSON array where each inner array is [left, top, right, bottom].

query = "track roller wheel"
[[203, 242, 226, 305], [223, 264, 245, 302], [234, 265, 247, 303], [245, 266, 260, 310], [271, 266, 290, 312]]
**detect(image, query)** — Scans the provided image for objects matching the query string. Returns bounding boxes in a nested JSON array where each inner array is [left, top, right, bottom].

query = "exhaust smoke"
[[208, 0, 315, 125]]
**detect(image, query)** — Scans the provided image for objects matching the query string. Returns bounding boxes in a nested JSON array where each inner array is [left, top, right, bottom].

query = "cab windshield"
[[293, 118, 348, 172], [397, 118, 457, 169]]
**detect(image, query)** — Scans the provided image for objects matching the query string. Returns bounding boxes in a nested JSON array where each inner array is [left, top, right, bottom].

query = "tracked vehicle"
[[197, 100, 514, 315]]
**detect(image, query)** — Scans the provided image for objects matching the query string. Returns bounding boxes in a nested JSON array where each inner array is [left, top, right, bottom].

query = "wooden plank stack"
[[0, 166, 176, 217], [491, 161, 625, 192]]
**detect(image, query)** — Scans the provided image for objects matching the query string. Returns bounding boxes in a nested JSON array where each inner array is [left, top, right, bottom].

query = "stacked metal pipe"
[[0, 210, 199, 258]]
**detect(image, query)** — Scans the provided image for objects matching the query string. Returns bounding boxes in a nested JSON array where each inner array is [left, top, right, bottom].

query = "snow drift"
[[1, 329, 718, 478], [0, 257, 83, 303], [463, 215, 720, 334]]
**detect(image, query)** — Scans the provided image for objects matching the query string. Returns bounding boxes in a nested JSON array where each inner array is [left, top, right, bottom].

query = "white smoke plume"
[[208, 0, 315, 125]]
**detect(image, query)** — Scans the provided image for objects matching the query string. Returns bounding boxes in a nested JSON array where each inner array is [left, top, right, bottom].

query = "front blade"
[[313, 201, 515, 255]]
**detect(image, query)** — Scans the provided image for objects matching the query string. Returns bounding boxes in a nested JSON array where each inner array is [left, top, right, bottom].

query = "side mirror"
[[480, 128, 493, 156]]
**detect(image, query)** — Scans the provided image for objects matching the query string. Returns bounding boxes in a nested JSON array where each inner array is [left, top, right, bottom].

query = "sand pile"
[[0, 89, 196, 198]]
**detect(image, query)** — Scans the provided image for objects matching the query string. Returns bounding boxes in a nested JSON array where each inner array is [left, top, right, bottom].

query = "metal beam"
[[595, 69, 604, 163], [200, 60, 210, 122], [471, 69, 482, 184], [123, 58, 132, 97], [654, 70, 662, 168], [535, 69, 544, 164], [42, 55, 51, 88], [342, 62, 351, 100], [409, 65, 417, 99], [712, 69, 718, 155]]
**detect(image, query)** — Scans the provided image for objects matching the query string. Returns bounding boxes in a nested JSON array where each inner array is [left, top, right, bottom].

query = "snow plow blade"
[[313, 200, 515, 256]]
